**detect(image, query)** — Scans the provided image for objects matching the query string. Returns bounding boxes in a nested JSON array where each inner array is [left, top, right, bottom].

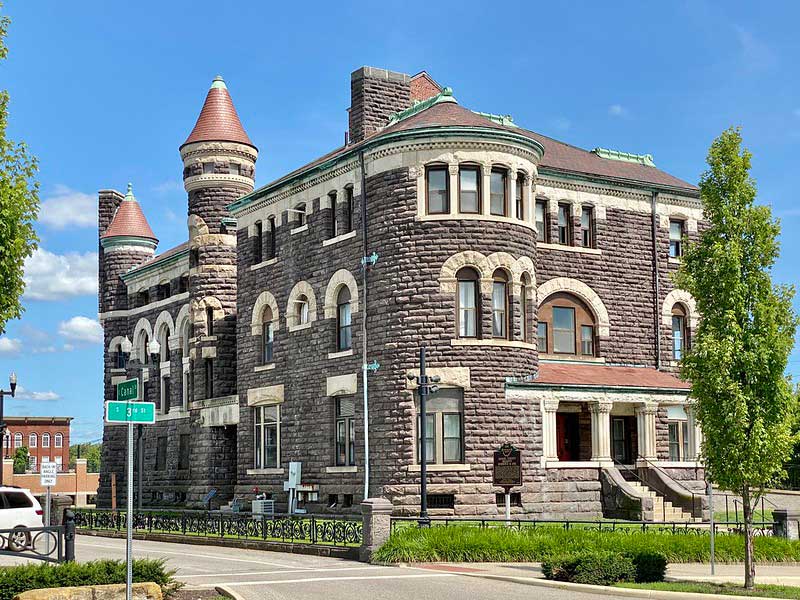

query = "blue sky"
[[0, 1, 798, 442]]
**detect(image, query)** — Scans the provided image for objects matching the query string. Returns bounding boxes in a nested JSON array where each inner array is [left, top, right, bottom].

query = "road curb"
[[436, 571, 790, 600], [215, 585, 246, 600]]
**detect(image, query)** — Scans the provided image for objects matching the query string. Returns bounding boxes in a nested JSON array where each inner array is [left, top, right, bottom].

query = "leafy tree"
[[69, 442, 101, 473], [676, 127, 799, 590], [12, 445, 27, 474], [0, 4, 39, 335]]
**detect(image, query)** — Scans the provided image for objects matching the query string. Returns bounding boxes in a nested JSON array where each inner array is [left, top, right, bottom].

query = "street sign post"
[[107, 378, 155, 600], [493, 443, 522, 523], [40, 461, 57, 554]]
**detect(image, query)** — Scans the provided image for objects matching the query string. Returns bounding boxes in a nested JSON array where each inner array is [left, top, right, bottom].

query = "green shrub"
[[373, 524, 800, 564], [542, 551, 636, 585], [0, 559, 181, 600], [626, 550, 667, 583]]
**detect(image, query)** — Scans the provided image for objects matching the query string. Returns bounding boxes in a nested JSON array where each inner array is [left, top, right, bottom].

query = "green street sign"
[[105, 400, 156, 424], [116, 378, 139, 402]]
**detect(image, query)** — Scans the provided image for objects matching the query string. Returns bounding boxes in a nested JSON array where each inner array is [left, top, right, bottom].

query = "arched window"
[[158, 325, 170, 364], [206, 307, 214, 337], [344, 185, 354, 233], [538, 292, 597, 356], [115, 343, 126, 369], [54, 433, 63, 448], [296, 295, 310, 325], [137, 331, 150, 364], [294, 203, 306, 227], [337, 287, 352, 351], [253, 221, 263, 264], [14, 432, 22, 448], [29, 432, 37, 448], [672, 304, 688, 360], [492, 270, 509, 339], [520, 274, 531, 343], [456, 267, 479, 338], [180, 320, 190, 409], [267, 216, 277, 259], [490, 168, 508, 216], [328, 191, 338, 238], [42, 433, 51, 448], [262, 306, 274, 363]]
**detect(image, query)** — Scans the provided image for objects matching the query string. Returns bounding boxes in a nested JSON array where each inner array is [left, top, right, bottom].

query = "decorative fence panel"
[[73, 508, 362, 548], [0, 525, 70, 563]]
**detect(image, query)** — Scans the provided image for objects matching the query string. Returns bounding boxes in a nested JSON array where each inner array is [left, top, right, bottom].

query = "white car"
[[0, 486, 44, 551]]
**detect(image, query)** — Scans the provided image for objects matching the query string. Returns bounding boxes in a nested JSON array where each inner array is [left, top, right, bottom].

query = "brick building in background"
[[98, 66, 706, 521], [2, 416, 71, 471]]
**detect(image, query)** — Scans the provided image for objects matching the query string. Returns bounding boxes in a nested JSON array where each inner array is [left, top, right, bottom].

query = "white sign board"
[[288, 461, 301, 488], [40, 461, 57, 487]]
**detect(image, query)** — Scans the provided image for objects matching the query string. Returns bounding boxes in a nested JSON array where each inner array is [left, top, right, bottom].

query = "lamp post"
[[0, 371, 18, 486], [407, 347, 439, 526]]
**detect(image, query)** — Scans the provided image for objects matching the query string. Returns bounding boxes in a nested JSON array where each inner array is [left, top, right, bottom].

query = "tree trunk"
[[742, 487, 756, 590]]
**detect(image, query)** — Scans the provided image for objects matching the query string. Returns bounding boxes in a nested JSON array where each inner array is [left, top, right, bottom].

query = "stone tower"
[[180, 76, 258, 503], [97, 184, 158, 507]]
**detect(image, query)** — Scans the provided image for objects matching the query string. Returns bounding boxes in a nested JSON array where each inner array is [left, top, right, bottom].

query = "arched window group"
[[454, 266, 528, 342], [537, 292, 597, 357]]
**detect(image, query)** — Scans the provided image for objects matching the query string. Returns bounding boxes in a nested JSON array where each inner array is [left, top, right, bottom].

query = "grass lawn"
[[617, 581, 800, 598], [714, 510, 774, 524], [374, 524, 800, 563]]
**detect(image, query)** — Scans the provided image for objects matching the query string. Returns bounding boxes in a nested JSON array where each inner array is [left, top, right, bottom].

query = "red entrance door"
[[556, 413, 580, 461]]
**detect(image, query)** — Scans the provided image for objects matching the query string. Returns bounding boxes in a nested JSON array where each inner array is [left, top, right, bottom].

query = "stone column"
[[590, 400, 613, 463], [542, 399, 560, 463], [481, 164, 491, 216], [635, 404, 658, 461], [360, 497, 393, 562], [448, 164, 458, 216], [509, 170, 518, 218], [686, 404, 699, 460]]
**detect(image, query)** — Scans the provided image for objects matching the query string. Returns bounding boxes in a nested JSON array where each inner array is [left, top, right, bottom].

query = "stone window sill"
[[538, 242, 602, 255], [110, 368, 126, 374], [250, 257, 278, 271], [406, 463, 471, 472], [288, 323, 312, 333], [669, 257, 681, 265], [540, 355, 606, 364], [451, 338, 536, 349], [290, 224, 309, 235], [254, 363, 275, 372], [325, 465, 358, 474], [328, 349, 354, 359], [418, 212, 535, 231], [156, 411, 190, 422], [200, 336, 217, 342], [322, 230, 357, 247], [246, 468, 284, 476]]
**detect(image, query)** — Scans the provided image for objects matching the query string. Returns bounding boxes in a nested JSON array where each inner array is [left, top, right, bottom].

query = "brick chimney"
[[348, 66, 411, 144]]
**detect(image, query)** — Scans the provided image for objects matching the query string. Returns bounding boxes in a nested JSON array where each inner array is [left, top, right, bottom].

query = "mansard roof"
[[182, 76, 255, 150], [101, 184, 157, 242], [531, 362, 690, 391]]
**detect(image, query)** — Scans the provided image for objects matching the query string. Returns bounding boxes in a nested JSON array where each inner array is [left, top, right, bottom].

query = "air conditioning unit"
[[252, 499, 275, 518]]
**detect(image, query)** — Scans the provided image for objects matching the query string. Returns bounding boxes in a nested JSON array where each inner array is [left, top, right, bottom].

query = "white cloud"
[[24, 248, 98, 301], [0, 337, 22, 355], [13, 387, 61, 401], [38, 185, 97, 229], [58, 316, 102, 344], [608, 104, 629, 117]]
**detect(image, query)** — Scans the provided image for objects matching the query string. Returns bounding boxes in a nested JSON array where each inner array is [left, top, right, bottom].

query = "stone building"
[[98, 67, 705, 520]]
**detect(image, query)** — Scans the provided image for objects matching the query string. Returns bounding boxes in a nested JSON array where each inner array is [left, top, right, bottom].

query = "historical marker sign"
[[493, 443, 522, 489], [105, 400, 156, 424]]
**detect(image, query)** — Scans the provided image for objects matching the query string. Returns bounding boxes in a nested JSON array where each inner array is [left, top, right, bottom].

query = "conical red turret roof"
[[181, 76, 255, 149], [101, 184, 158, 241]]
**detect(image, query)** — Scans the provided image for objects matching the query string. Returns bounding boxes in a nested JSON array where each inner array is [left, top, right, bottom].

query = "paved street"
[[1, 535, 613, 600]]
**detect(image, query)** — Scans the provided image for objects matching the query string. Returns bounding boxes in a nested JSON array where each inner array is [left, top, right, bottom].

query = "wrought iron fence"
[[389, 517, 776, 537], [72, 508, 362, 548], [0, 525, 70, 563]]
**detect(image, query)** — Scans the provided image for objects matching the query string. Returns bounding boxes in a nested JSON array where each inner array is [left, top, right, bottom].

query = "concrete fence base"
[[360, 497, 393, 562], [14, 582, 161, 600]]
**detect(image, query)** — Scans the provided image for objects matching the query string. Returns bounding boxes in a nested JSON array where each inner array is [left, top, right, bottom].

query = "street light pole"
[[0, 372, 18, 486], [407, 347, 439, 527]]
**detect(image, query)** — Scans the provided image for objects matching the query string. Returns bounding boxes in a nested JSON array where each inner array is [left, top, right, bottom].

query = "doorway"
[[556, 413, 580, 461]]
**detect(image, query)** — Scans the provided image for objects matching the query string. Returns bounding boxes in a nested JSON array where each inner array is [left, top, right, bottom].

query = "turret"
[[180, 76, 257, 399], [98, 183, 158, 313]]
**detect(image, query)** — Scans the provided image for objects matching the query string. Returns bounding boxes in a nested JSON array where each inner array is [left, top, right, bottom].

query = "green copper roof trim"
[[211, 75, 227, 90], [592, 147, 656, 167], [121, 247, 190, 281], [472, 111, 517, 128], [228, 125, 545, 214], [100, 235, 158, 251], [506, 380, 690, 395], [386, 87, 457, 126], [537, 166, 700, 197]]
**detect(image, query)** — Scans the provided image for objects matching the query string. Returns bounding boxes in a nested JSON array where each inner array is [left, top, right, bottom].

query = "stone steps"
[[626, 480, 697, 522]]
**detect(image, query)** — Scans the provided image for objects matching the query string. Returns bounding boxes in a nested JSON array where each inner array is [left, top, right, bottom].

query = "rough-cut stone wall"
[[349, 67, 411, 144], [98, 190, 125, 315]]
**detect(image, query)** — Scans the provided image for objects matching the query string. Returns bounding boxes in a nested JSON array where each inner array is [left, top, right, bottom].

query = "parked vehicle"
[[0, 486, 44, 551]]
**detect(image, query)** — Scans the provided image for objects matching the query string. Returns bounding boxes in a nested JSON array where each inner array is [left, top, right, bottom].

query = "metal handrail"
[[613, 458, 666, 521], [634, 454, 703, 518]]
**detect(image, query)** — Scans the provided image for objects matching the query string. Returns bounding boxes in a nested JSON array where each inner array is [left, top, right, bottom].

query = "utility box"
[[252, 499, 275, 518]]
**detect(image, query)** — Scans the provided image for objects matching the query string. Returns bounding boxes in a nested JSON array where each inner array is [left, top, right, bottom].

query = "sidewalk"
[[410, 561, 800, 586]]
